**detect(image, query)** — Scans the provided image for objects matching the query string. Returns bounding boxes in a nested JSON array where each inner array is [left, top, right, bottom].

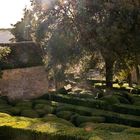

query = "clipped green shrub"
[[15, 101, 32, 110], [96, 111, 140, 127], [34, 104, 55, 114], [56, 111, 75, 120], [112, 104, 140, 116], [0, 104, 13, 115], [35, 109, 47, 117], [116, 95, 130, 104], [40, 93, 107, 111], [101, 95, 120, 105], [21, 109, 39, 118], [10, 107, 21, 115], [120, 92, 135, 104], [0, 98, 8, 105], [42, 115, 74, 127], [0, 112, 11, 117], [43, 113, 57, 118], [124, 128, 140, 135], [75, 115, 105, 126], [80, 122, 130, 132], [134, 101, 140, 106], [133, 96, 140, 106], [33, 99, 51, 105], [56, 105, 91, 116], [0, 113, 89, 140]]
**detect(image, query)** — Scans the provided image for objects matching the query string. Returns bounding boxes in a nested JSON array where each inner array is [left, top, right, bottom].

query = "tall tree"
[[10, 8, 33, 42]]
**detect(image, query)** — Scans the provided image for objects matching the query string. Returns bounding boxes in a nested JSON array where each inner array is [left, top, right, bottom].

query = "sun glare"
[[0, 0, 31, 28]]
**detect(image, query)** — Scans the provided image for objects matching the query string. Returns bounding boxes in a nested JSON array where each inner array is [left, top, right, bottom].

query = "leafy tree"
[[10, 8, 33, 42], [30, 0, 140, 88]]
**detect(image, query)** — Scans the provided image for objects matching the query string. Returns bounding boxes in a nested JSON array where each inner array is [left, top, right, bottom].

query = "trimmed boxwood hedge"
[[21, 109, 39, 118], [56, 111, 76, 120], [53, 101, 140, 127], [0, 113, 90, 140], [39, 93, 140, 116], [74, 115, 105, 126]]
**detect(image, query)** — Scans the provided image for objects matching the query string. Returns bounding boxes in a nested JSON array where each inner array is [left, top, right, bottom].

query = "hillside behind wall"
[[0, 66, 48, 100]]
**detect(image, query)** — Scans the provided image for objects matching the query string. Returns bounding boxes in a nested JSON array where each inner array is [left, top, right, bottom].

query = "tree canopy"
[[11, 0, 140, 88]]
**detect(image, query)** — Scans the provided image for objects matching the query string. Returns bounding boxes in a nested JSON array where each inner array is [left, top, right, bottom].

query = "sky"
[[0, 0, 31, 28]]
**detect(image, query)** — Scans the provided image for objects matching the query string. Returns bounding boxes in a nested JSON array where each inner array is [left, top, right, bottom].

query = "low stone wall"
[[0, 66, 48, 100]]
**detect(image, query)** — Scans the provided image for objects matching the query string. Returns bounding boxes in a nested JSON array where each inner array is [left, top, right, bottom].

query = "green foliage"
[[56, 111, 75, 120], [10, 107, 21, 115], [10, 8, 32, 42], [0, 46, 11, 77], [33, 99, 51, 105], [101, 95, 120, 105], [75, 115, 105, 126], [0, 47, 11, 60], [80, 122, 130, 132], [21, 109, 39, 118], [15, 101, 32, 109], [0, 113, 89, 140], [39, 93, 140, 116], [0, 98, 8, 105]]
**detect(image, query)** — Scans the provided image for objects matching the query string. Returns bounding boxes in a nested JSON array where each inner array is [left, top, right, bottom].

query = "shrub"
[[116, 95, 130, 104], [0, 114, 89, 140], [56, 105, 91, 116], [75, 115, 105, 126], [10, 107, 21, 115], [112, 104, 140, 116], [120, 92, 135, 104], [42, 116, 74, 127], [33, 109, 46, 117], [21, 109, 39, 118], [97, 111, 140, 127], [0, 104, 13, 115], [56, 111, 75, 120], [39, 93, 140, 116], [0, 98, 8, 105], [124, 128, 140, 135], [34, 104, 55, 114], [80, 122, 129, 132], [100, 95, 120, 105], [0, 112, 11, 117], [43, 113, 57, 118], [15, 101, 32, 110], [33, 99, 51, 105]]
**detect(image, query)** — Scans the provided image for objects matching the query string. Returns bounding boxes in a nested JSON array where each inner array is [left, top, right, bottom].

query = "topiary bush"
[[120, 92, 135, 104], [0, 98, 8, 105], [21, 109, 39, 118], [10, 107, 21, 115], [75, 115, 105, 126], [33, 99, 51, 106], [56, 111, 76, 120], [80, 122, 130, 132], [15, 101, 32, 110], [100, 95, 120, 105], [0, 104, 13, 115], [34, 104, 55, 115], [115, 95, 130, 104]]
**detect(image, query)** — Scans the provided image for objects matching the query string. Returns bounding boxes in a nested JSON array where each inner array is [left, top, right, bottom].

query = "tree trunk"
[[136, 65, 140, 85], [134, 53, 140, 85], [105, 59, 114, 88], [127, 72, 132, 87]]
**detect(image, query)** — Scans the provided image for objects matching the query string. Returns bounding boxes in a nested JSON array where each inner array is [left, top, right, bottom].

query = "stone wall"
[[0, 66, 48, 100]]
